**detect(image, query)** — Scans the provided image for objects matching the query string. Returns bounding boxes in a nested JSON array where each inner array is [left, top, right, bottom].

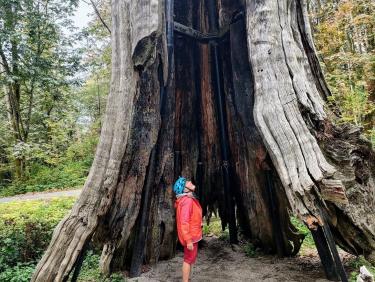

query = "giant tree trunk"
[[31, 0, 375, 281]]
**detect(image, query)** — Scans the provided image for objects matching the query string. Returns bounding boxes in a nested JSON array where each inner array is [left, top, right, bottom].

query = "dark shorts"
[[183, 242, 198, 264]]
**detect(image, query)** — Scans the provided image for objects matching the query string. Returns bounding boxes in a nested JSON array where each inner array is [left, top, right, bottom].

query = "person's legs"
[[182, 261, 191, 282], [182, 243, 198, 281]]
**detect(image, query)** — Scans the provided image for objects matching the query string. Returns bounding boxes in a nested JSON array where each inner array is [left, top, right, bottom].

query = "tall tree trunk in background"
[[31, 0, 375, 281], [4, 79, 26, 178], [1, 42, 28, 179]]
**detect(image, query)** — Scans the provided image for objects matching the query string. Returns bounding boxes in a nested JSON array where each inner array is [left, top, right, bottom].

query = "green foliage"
[[202, 216, 231, 242], [0, 0, 110, 192], [347, 255, 375, 282], [0, 262, 36, 282], [78, 251, 103, 282], [0, 198, 75, 272], [243, 242, 258, 258], [290, 217, 315, 250], [77, 250, 125, 282], [327, 85, 373, 125], [0, 165, 82, 197], [0, 0, 83, 181], [0, 198, 126, 281], [0, 132, 98, 197], [78, 0, 111, 127], [202, 216, 223, 236], [311, 0, 375, 140]]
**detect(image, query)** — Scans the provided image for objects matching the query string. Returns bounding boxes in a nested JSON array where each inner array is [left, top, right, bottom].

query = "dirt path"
[[130, 236, 348, 282], [0, 188, 82, 203]]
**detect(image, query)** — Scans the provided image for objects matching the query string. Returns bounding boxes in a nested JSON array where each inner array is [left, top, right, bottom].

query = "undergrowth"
[[0, 198, 125, 281], [0, 136, 97, 197]]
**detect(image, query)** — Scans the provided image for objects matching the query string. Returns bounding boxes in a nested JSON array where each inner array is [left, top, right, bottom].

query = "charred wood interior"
[[171, 0, 302, 257]]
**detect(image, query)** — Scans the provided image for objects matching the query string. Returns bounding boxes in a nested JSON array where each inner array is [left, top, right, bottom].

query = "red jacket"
[[175, 195, 203, 246]]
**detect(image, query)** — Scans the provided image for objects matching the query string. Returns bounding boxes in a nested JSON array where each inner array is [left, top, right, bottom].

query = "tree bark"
[[32, 0, 165, 280], [245, 0, 375, 260], [32, 0, 375, 281]]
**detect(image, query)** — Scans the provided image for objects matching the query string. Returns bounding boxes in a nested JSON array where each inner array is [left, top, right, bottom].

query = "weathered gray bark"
[[245, 0, 375, 259], [32, 0, 375, 281], [31, 0, 165, 280]]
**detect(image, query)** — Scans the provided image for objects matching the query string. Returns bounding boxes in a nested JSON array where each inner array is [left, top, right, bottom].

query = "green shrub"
[[0, 160, 87, 197], [347, 255, 375, 282], [64, 134, 98, 164], [243, 242, 257, 258], [0, 262, 36, 282], [0, 198, 127, 281], [78, 251, 103, 281], [0, 134, 98, 197], [77, 250, 125, 282], [290, 216, 315, 250], [202, 216, 231, 242], [0, 198, 75, 271], [202, 216, 223, 237]]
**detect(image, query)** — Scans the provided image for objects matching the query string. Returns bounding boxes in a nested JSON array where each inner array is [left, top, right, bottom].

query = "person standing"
[[174, 176, 203, 282]]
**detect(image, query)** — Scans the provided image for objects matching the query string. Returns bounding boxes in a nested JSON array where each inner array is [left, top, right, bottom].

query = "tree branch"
[[85, 0, 111, 34], [0, 48, 11, 75]]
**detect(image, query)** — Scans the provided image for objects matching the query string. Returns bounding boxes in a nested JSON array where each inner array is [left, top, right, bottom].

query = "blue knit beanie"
[[173, 176, 186, 195]]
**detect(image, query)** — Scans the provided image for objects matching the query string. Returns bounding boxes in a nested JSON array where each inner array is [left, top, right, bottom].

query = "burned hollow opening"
[[172, 0, 289, 253], [167, 2, 351, 281]]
